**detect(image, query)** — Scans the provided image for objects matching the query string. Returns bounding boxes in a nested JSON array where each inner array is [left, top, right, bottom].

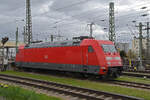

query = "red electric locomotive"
[[16, 36, 123, 78]]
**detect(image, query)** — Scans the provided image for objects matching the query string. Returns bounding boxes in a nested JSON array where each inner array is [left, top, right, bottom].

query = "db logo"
[[44, 55, 48, 59]]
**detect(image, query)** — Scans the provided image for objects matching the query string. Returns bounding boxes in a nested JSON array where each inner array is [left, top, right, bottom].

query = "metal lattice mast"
[[146, 22, 150, 59], [23, 26, 26, 44], [26, 0, 32, 44], [138, 22, 145, 70], [109, 2, 115, 42]]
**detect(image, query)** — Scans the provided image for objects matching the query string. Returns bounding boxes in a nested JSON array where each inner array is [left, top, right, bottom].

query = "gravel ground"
[[0, 97, 6, 100]]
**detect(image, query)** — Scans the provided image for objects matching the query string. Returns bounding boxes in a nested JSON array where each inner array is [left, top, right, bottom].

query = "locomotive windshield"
[[101, 44, 117, 53]]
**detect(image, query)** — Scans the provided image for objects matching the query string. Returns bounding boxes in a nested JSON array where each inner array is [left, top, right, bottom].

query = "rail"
[[0, 74, 144, 100]]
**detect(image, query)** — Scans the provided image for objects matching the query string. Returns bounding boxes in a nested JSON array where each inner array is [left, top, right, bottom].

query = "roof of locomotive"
[[98, 40, 114, 45], [23, 35, 113, 49], [24, 40, 81, 48], [80, 39, 114, 46]]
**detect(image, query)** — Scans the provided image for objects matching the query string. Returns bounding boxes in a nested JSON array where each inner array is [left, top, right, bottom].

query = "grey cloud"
[[0, 0, 149, 42]]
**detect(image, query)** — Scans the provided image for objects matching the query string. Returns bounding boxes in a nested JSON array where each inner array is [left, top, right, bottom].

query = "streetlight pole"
[[15, 19, 24, 53], [88, 22, 95, 38], [16, 27, 19, 53]]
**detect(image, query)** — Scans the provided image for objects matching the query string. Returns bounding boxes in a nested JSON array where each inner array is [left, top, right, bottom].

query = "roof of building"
[[0, 41, 25, 48]]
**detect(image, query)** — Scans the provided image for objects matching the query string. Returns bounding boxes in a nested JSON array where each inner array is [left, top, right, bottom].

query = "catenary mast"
[[26, 0, 33, 44]]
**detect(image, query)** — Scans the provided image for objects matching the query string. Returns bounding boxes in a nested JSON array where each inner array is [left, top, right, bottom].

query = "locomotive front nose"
[[105, 56, 123, 78], [107, 67, 122, 78]]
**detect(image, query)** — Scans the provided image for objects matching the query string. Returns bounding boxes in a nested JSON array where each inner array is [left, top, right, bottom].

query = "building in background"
[[132, 38, 147, 56], [0, 41, 25, 58], [0, 41, 24, 47], [116, 42, 130, 53]]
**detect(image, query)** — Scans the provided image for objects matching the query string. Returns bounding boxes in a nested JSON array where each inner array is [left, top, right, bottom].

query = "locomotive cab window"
[[88, 46, 94, 53], [101, 44, 117, 53]]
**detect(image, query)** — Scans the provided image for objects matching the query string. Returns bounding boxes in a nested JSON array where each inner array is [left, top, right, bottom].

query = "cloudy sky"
[[0, 0, 150, 43]]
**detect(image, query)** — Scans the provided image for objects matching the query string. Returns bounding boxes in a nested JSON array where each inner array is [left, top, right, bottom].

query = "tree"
[[127, 49, 137, 59], [120, 50, 127, 58]]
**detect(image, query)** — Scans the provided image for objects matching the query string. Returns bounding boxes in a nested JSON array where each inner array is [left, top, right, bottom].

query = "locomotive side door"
[[81, 46, 96, 73], [81, 46, 88, 72]]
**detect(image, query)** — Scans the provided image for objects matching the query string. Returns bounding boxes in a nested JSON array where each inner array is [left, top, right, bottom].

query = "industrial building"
[[132, 38, 150, 56]]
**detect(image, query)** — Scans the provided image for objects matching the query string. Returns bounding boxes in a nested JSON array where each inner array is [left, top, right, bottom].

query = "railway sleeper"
[[0, 75, 144, 100]]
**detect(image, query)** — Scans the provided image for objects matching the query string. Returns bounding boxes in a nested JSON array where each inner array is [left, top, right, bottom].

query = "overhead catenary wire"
[[39, 1, 149, 36], [35, 0, 150, 41], [36, 0, 150, 38], [52, 0, 92, 11], [33, 0, 93, 18], [48, 8, 108, 27], [6, 0, 150, 29], [94, 8, 150, 31], [2, 0, 150, 43], [48, 2, 150, 29]]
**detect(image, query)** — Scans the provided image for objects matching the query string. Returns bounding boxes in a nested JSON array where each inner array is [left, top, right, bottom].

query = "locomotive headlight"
[[101, 67, 106, 69], [118, 62, 122, 65], [106, 57, 112, 60], [107, 62, 111, 65]]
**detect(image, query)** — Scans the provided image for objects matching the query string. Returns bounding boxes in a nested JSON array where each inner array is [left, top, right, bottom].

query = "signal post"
[[1, 37, 9, 71]]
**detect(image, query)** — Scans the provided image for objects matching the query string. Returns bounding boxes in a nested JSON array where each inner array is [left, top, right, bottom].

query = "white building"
[[116, 43, 130, 53], [132, 38, 147, 56]]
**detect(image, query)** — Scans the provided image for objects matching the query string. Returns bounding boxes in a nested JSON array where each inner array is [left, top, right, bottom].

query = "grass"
[[0, 85, 61, 100], [1, 71, 150, 100]]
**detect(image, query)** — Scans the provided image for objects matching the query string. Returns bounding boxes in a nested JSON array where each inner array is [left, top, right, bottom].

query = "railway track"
[[110, 80, 150, 90], [17, 70, 150, 90], [125, 70, 150, 74], [0, 74, 144, 100], [19, 70, 150, 90], [146, 68, 150, 70], [123, 72, 150, 79]]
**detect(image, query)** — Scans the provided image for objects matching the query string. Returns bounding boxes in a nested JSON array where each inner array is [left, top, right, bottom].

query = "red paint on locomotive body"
[[16, 39, 123, 77]]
